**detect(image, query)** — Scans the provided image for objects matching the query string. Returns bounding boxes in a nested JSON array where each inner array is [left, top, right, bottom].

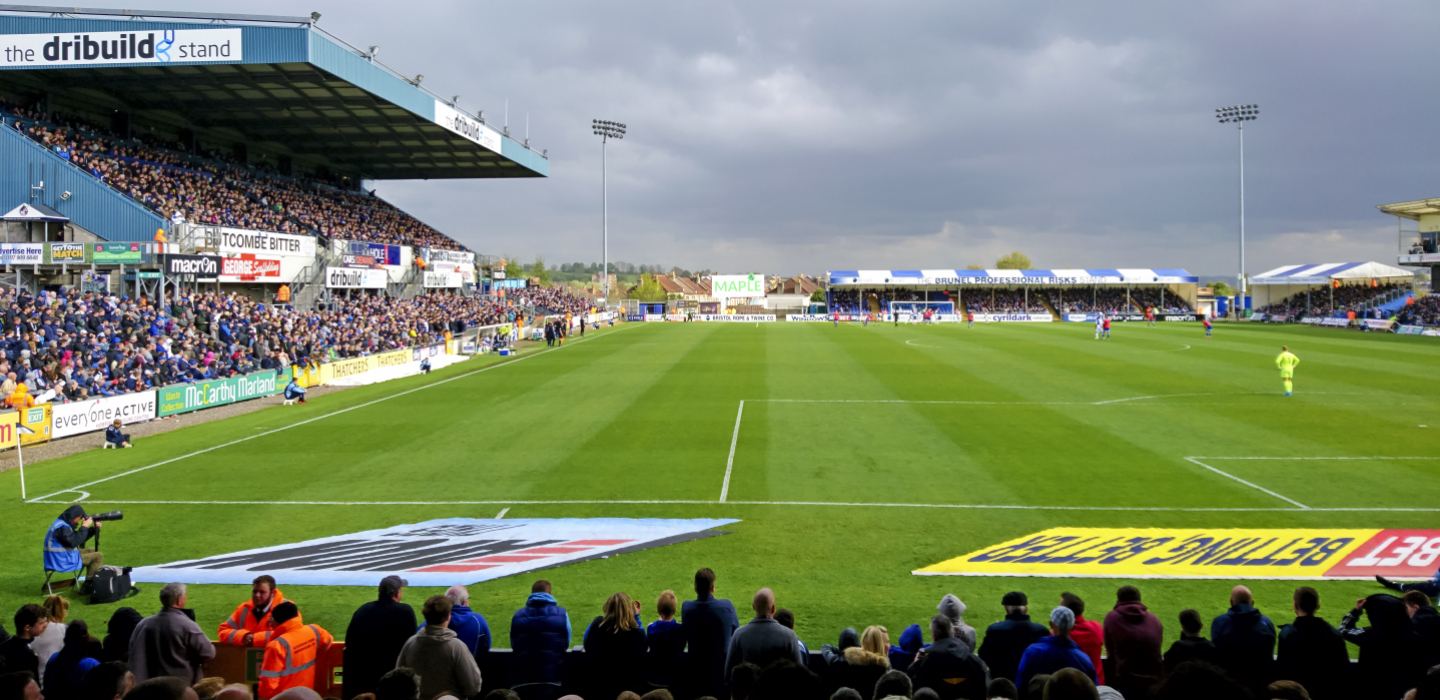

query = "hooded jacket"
[[1102, 601, 1163, 689], [1071, 615, 1105, 685], [1017, 634, 1096, 691], [418, 604, 491, 659], [909, 635, 991, 700], [396, 624, 481, 700], [938, 595, 979, 652], [890, 624, 927, 673], [103, 607, 143, 663], [510, 592, 572, 687], [43, 505, 92, 573], [1340, 594, 1422, 700], [978, 613, 1047, 683], [834, 646, 890, 697], [258, 615, 333, 699], [1211, 603, 1276, 691]]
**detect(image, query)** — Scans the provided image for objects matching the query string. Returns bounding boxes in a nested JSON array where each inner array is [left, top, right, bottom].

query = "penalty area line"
[[24, 323, 642, 505], [1184, 456, 1309, 509], [719, 400, 744, 503]]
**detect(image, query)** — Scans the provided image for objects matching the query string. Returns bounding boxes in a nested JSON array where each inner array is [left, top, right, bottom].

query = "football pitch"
[[3, 320, 1439, 650]]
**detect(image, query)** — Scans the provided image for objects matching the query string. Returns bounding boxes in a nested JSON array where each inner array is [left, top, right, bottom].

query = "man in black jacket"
[[911, 615, 990, 700], [1276, 587, 1350, 700], [1406, 591, 1440, 675], [0, 605, 49, 679], [977, 592, 1047, 684], [342, 576, 416, 700], [681, 568, 739, 699], [1212, 586, 1277, 694]]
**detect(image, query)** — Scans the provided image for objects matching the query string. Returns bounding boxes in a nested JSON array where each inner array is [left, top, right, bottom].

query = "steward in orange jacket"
[[218, 576, 286, 647], [259, 602, 333, 699]]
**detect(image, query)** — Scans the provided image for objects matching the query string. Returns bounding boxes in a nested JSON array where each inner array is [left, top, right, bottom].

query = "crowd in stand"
[[2, 566, 1439, 700], [1, 100, 464, 251], [1258, 283, 1405, 319], [0, 284, 591, 406], [1397, 295, 1440, 327], [967, 290, 1044, 314], [827, 291, 926, 315]]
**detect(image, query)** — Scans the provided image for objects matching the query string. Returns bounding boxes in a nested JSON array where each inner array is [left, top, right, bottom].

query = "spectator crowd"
[[1259, 283, 1406, 319], [1, 101, 464, 251], [1, 283, 592, 406], [4, 565, 1437, 700]]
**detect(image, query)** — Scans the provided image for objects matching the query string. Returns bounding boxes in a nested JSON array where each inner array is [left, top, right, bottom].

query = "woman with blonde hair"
[[836, 625, 892, 695], [33, 595, 69, 679], [583, 592, 647, 700]]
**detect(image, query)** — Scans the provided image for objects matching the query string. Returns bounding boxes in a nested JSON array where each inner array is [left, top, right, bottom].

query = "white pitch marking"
[[22, 497, 1440, 513], [1183, 457, 1309, 509], [495, 507, 510, 519], [24, 323, 641, 504], [719, 400, 745, 503], [1092, 393, 1210, 405], [904, 339, 939, 348]]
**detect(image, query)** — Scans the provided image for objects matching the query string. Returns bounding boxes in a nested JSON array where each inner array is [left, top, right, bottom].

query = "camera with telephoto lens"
[[90, 511, 124, 522]]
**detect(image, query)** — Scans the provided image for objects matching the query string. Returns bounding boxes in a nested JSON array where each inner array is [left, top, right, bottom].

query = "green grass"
[[3, 320, 1439, 654]]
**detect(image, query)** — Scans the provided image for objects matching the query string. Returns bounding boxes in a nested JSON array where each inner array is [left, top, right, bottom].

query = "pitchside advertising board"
[[130, 518, 738, 587], [698, 314, 776, 322], [0, 29, 242, 68], [163, 255, 220, 282], [156, 369, 287, 417], [52, 391, 158, 439], [915, 527, 1440, 580]]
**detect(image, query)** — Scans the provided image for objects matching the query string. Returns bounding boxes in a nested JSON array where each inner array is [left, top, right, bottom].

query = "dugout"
[[1251, 262, 1413, 317], [825, 269, 1199, 320]]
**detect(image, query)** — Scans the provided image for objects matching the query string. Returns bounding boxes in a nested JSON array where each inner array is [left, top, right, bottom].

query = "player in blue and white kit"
[[1094, 314, 1104, 340]]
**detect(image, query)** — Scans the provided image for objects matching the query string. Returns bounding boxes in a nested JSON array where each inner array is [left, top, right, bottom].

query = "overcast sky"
[[185, 1, 1436, 277]]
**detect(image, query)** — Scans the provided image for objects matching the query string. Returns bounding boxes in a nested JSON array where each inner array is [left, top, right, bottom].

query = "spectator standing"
[[832, 625, 891, 696], [0, 605, 49, 678], [1211, 585, 1276, 694], [127, 583, 216, 684], [723, 588, 804, 683], [341, 576, 416, 700], [1017, 607, 1096, 692], [1276, 587, 1349, 700], [396, 596, 481, 700], [42, 620, 101, 699], [582, 592, 648, 700], [1406, 590, 1440, 674], [937, 595, 979, 654], [681, 568, 740, 698], [418, 586, 490, 661], [1060, 593, 1103, 687], [909, 615, 990, 700], [102, 608, 142, 663], [509, 580, 572, 698], [644, 590, 685, 689], [1161, 609, 1219, 674], [1101, 585, 1162, 700], [977, 592, 1047, 684], [32, 596, 68, 681], [1339, 593, 1421, 700], [257, 602, 333, 699], [0, 673, 41, 700]]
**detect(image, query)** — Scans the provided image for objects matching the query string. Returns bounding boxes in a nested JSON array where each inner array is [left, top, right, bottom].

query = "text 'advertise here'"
[[915, 528, 1440, 580]]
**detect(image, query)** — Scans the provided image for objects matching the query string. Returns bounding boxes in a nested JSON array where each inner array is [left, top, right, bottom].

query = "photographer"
[[43, 506, 104, 595]]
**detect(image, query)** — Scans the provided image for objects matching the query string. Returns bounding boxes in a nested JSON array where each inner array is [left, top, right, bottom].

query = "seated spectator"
[[373, 667, 421, 700], [724, 588, 804, 683], [873, 669, 913, 700], [978, 592, 1047, 684], [1266, 680, 1311, 700], [938, 594, 978, 652], [1043, 668, 1100, 700], [104, 419, 132, 448], [832, 625, 891, 696], [79, 660, 136, 700], [750, 658, 822, 700], [419, 585, 490, 660], [1212, 586, 1276, 693], [909, 615, 990, 700], [729, 661, 761, 700], [1150, 660, 1249, 700], [683, 568, 740, 698], [1102, 585, 1163, 700], [986, 678, 1018, 700], [397, 595, 480, 700], [511, 580, 572, 695], [125, 675, 194, 700], [583, 592, 648, 700], [820, 627, 861, 692], [1017, 607, 1096, 692], [645, 590, 685, 689], [1163, 609, 1219, 674], [891, 624, 926, 674], [218, 576, 285, 647], [1060, 593, 1104, 687], [1277, 587, 1349, 700], [0, 672, 40, 700]]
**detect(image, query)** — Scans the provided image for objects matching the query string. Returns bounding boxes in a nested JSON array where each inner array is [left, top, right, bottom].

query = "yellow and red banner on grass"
[[915, 527, 1440, 580]]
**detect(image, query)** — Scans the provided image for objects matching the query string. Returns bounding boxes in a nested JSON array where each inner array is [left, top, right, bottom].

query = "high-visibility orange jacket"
[[258, 615, 333, 699], [277, 285, 291, 303], [218, 589, 288, 646]]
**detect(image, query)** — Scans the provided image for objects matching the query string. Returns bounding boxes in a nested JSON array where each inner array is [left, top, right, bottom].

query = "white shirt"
[[33, 621, 66, 679]]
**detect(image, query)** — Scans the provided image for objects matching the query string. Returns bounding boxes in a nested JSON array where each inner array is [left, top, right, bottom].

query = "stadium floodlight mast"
[[1216, 104, 1258, 317], [592, 119, 626, 302]]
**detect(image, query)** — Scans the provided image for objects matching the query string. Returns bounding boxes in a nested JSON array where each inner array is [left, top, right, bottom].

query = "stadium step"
[[1037, 293, 1062, 320], [869, 297, 882, 315]]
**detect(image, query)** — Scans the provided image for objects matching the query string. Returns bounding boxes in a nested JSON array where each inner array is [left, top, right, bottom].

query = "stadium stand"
[[30, 575, 1425, 700], [1397, 294, 1440, 327], [1258, 282, 1406, 319]]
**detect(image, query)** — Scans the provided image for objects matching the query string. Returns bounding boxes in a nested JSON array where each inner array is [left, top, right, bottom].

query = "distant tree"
[[995, 252, 1032, 270], [1210, 281, 1236, 296], [810, 289, 826, 302], [504, 257, 524, 280], [628, 272, 667, 302], [529, 256, 550, 285], [965, 264, 984, 270]]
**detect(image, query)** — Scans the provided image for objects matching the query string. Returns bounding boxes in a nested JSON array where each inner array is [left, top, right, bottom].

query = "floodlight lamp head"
[[414, 74, 424, 85], [368, 46, 378, 57], [310, 11, 321, 22]]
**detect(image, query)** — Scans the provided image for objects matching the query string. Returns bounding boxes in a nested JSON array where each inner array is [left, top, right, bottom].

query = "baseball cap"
[[378, 575, 408, 597], [1002, 591, 1028, 606]]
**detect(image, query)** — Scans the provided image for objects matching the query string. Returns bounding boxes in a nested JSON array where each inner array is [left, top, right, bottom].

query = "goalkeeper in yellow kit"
[[1276, 345, 1299, 396]]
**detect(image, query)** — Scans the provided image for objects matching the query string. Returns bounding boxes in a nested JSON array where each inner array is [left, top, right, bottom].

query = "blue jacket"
[[1017, 634, 1096, 690], [418, 604, 491, 658], [510, 593, 571, 686], [1212, 604, 1277, 688], [105, 425, 127, 445], [681, 594, 740, 696], [43, 517, 81, 572]]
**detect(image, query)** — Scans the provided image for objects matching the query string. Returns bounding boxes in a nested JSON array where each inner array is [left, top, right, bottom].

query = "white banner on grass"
[[51, 391, 157, 439]]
